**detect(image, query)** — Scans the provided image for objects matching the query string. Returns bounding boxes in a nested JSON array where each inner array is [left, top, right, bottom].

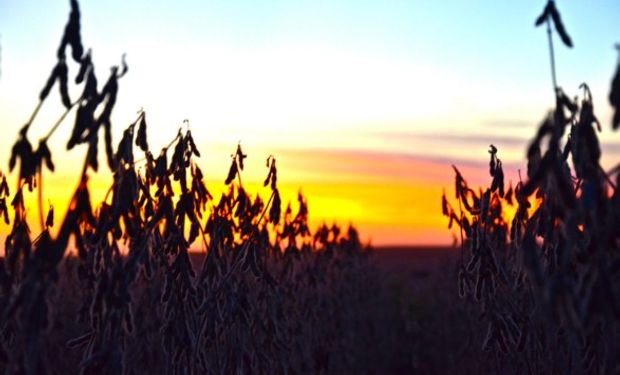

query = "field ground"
[[174, 245, 482, 374], [368, 246, 489, 374], [15, 246, 493, 373], [371, 246, 457, 276]]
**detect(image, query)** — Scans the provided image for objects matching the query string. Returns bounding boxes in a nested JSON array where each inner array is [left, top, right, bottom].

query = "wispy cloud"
[[480, 118, 538, 129], [270, 147, 492, 183]]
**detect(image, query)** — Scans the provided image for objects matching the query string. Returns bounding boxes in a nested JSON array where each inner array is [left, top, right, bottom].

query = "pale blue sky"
[[1, 0, 619, 168]]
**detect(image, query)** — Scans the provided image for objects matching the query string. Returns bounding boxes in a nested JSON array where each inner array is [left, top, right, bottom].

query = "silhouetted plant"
[[0, 1, 382, 374], [445, 3, 620, 372], [535, 0, 573, 92], [611, 44, 620, 130]]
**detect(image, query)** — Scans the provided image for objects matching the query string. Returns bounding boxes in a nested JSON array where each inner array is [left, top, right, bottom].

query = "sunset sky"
[[0, 0, 619, 246]]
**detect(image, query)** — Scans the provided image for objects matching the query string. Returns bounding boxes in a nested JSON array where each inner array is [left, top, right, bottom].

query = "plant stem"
[[38, 170, 44, 232], [546, 18, 558, 94], [600, 165, 617, 191], [236, 160, 243, 187], [24, 100, 44, 134], [457, 195, 464, 266], [42, 100, 80, 142], [36, 104, 81, 235], [258, 189, 276, 226]]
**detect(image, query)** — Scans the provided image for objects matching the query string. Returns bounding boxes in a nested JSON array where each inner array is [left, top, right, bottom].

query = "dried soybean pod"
[[87, 135, 99, 171], [46, 205, 54, 228], [458, 266, 467, 298], [40, 63, 61, 102], [76, 50, 91, 84], [1, 175, 9, 196], [57, 59, 72, 108], [269, 189, 281, 225], [236, 144, 247, 170], [548, 1, 573, 47], [610, 46, 620, 130], [136, 114, 148, 152], [534, 3, 550, 26], [186, 130, 200, 157], [36, 140, 55, 172], [482, 322, 494, 352], [0, 200, 8, 224], [441, 190, 450, 216], [448, 212, 454, 229], [104, 120, 115, 170], [225, 160, 238, 185], [66, 332, 93, 349], [474, 272, 484, 301], [67, 0, 84, 61], [488, 144, 497, 176]]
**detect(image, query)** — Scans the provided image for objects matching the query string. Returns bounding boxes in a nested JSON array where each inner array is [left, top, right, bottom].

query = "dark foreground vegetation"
[[1, 0, 620, 374], [0, 1, 408, 374], [0, 1, 475, 374], [443, 1, 620, 373]]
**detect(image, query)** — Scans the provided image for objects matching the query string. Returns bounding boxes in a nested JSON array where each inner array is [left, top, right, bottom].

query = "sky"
[[0, 0, 619, 246]]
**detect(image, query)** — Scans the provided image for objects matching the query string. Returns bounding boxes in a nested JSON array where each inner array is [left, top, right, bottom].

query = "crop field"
[[1, 0, 619, 374]]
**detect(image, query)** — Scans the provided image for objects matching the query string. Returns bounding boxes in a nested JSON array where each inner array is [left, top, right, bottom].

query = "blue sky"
[[2, 1, 618, 137]]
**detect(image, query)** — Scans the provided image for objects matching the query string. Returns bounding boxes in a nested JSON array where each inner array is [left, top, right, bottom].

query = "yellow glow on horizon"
[[0, 150, 458, 248]]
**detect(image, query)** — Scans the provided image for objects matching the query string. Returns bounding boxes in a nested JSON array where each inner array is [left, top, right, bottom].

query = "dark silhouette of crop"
[[444, 1, 620, 372], [535, 0, 573, 93], [0, 2, 402, 374], [6, 0, 620, 373], [611, 44, 620, 130]]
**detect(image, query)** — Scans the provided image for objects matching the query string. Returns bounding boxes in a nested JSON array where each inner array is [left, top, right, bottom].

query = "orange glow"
[[1, 146, 478, 248]]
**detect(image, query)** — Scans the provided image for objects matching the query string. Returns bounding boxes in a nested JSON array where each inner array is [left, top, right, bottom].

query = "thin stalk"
[[258, 189, 276, 226], [600, 165, 617, 191], [546, 18, 558, 93], [35, 101, 80, 232], [38, 171, 44, 232], [457, 195, 465, 266], [24, 100, 44, 134], [42, 99, 80, 142], [236, 160, 243, 187]]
